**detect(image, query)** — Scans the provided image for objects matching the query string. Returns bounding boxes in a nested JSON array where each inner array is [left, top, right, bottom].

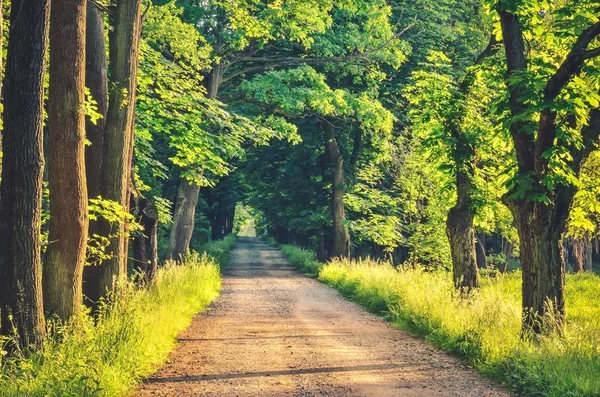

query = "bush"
[[319, 259, 600, 396], [0, 253, 222, 396]]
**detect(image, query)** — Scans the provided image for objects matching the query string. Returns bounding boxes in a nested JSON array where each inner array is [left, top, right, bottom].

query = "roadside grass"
[[0, 238, 234, 396], [276, 244, 600, 396], [319, 258, 600, 396], [266, 238, 322, 277]]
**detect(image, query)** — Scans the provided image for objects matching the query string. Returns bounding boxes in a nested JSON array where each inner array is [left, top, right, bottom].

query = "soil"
[[137, 237, 511, 396]]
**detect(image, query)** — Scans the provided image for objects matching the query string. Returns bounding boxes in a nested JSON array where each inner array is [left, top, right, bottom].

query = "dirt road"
[[138, 237, 510, 396]]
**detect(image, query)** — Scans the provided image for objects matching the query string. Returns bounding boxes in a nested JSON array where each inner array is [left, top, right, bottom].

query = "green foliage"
[[0, 254, 221, 396], [319, 259, 600, 396]]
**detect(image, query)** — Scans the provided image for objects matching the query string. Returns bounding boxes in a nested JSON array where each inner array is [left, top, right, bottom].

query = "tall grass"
[[318, 258, 600, 396], [197, 235, 237, 266], [0, 248, 226, 396], [268, 239, 322, 277]]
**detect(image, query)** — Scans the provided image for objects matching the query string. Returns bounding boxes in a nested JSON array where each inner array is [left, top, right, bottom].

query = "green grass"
[[0, 241, 231, 396], [273, 241, 322, 277], [197, 235, 237, 266], [317, 258, 600, 396]]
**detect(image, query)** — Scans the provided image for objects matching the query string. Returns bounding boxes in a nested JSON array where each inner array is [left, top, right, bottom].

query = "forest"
[[0, 0, 599, 395]]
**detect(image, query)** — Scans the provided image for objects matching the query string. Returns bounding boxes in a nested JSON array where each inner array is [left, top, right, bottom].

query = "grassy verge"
[[198, 235, 237, 266], [0, 238, 234, 396], [318, 258, 600, 396], [265, 237, 322, 276]]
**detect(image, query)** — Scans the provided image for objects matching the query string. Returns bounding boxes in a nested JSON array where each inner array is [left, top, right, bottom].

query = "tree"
[[44, 0, 89, 321], [85, 0, 144, 304], [0, 0, 50, 349], [85, 2, 108, 200], [497, 1, 600, 334]]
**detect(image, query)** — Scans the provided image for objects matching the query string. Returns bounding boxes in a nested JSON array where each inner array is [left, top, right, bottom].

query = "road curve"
[[137, 237, 510, 396]]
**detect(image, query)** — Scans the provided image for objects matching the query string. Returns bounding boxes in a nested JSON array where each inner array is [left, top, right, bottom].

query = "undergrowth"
[[317, 258, 600, 396], [0, 238, 233, 396]]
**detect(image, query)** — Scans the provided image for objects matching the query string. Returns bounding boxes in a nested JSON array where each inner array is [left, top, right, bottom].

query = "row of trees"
[[0, 0, 145, 349], [237, 0, 600, 336], [0, 0, 598, 354]]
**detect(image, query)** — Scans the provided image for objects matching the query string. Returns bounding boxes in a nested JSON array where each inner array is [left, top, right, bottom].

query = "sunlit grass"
[[318, 258, 600, 396], [278, 243, 322, 277], [0, 246, 227, 396]]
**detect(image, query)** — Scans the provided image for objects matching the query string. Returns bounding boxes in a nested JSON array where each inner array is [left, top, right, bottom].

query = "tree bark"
[[573, 233, 593, 273], [87, 0, 143, 303], [446, 170, 480, 290], [476, 232, 487, 269], [168, 180, 201, 260], [44, 0, 89, 321], [131, 193, 158, 281], [509, 201, 566, 334], [82, 2, 109, 304], [0, 0, 50, 349], [84, 2, 108, 199], [323, 121, 350, 259], [168, 64, 222, 256]]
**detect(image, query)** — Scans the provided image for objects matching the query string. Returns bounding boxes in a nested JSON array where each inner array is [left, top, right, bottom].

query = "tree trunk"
[[44, 0, 89, 321], [585, 236, 593, 272], [323, 121, 350, 259], [82, 2, 109, 304], [510, 201, 566, 335], [84, 2, 108, 199], [500, 239, 514, 273], [446, 167, 480, 290], [476, 232, 487, 269], [169, 64, 222, 254], [131, 194, 158, 281], [87, 0, 143, 303], [0, 0, 3, 177], [168, 180, 200, 260], [573, 233, 593, 273], [0, 0, 50, 349]]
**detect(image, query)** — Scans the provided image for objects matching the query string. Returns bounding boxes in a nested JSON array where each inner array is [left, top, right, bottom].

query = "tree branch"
[[498, 7, 536, 174], [536, 21, 600, 175]]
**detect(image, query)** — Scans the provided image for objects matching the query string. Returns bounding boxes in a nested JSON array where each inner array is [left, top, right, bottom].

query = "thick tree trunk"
[[0, 0, 49, 348], [510, 201, 566, 335], [168, 180, 200, 260], [131, 194, 158, 281], [87, 0, 143, 303], [323, 122, 350, 259], [169, 64, 222, 255], [44, 0, 89, 321]]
